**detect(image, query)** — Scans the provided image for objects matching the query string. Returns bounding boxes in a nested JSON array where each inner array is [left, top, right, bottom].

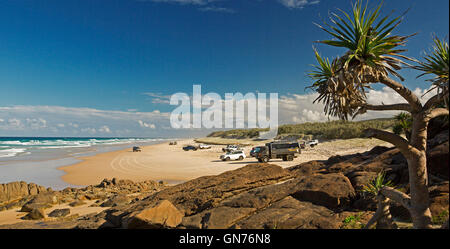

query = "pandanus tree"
[[309, 0, 449, 228]]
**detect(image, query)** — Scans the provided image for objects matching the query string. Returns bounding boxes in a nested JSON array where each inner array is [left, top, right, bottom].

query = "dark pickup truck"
[[254, 141, 300, 163]]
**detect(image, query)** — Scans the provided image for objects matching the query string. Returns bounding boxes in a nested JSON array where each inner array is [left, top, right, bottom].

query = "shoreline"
[[0, 139, 170, 190]]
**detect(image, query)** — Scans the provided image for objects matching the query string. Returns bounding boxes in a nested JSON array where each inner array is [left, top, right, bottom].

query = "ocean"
[[0, 137, 167, 189]]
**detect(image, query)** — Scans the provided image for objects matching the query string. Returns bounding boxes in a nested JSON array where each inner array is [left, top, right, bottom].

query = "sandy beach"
[[59, 138, 391, 186]]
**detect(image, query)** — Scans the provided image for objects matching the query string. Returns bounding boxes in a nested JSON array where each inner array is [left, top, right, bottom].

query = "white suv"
[[198, 144, 211, 149], [220, 150, 246, 161], [222, 145, 239, 152]]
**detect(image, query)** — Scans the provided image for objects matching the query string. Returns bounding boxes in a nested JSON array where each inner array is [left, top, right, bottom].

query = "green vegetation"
[[432, 210, 449, 225], [206, 118, 396, 140], [341, 212, 365, 229], [362, 171, 395, 196]]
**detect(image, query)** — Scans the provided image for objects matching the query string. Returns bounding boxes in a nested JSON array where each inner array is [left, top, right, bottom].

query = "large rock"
[[288, 161, 326, 176], [427, 141, 449, 180], [23, 208, 46, 220], [0, 181, 47, 204], [236, 196, 340, 229], [429, 182, 449, 219], [48, 208, 70, 218], [125, 200, 183, 229], [100, 194, 130, 207], [20, 192, 60, 212], [290, 173, 356, 209], [346, 171, 377, 192]]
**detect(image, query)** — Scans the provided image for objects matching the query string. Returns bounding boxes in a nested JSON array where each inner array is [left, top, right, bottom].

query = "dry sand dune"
[[59, 138, 391, 187]]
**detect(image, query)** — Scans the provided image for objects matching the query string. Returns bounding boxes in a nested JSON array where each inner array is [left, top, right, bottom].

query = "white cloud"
[[277, 86, 437, 124], [138, 120, 156, 129], [99, 125, 112, 133], [198, 6, 235, 13], [0, 106, 169, 137], [0, 86, 439, 137], [279, 0, 319, 9], [142, 0, 213, 6], [143, 92, 171, 104]]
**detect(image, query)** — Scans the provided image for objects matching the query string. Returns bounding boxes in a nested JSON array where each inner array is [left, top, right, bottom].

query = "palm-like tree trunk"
[[361, 76, 449, 229]]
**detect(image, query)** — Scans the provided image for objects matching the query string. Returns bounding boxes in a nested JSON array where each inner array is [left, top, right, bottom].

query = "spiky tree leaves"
[[309, 0, 413, 120], [415, 37, 449, 108]]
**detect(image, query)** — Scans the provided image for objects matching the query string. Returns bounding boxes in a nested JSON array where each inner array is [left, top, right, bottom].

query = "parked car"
[[306, 139, 319, 147], [183, 145, 198, 151], [133, 146, 142, 152], [198, 144, 211, 149], [222, 145, 239, 152], [220, 150, 246, 161]]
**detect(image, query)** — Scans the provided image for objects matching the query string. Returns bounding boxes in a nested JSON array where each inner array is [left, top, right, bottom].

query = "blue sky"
[[0, 0, 448, 137]]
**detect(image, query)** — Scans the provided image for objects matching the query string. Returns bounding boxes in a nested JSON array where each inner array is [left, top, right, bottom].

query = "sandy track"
[[58, 138, 391, 187]]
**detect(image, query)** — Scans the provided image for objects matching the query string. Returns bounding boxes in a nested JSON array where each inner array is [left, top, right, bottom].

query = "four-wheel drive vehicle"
[[183, 145, 198, 151], [255, 141, 300, 163], [198, 144, 211, 149], [220, 150, 246, 161], [133, 146, 142, 152], [222, 145, 239, 152], [306, 139, 319, 147], [250, 146, 265, 157]]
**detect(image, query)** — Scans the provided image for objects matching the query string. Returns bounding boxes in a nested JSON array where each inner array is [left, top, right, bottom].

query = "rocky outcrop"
[[0, 182, 48, 205]]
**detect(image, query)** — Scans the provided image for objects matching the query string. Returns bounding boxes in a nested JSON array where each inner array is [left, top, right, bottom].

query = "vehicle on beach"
[[220, 150, 246, 161], [306, 139, 319, 147], [132, 146, 142, 152], [255, 141, 300, 163], [198, 144, 211, 149], [250, 146, 265, 157], [222, 145, 239, 152], [183, 145, 198, 151], [169, 141, 177, 145]]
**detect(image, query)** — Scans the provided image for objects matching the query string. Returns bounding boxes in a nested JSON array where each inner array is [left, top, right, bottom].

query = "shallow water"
[[0, 137, 168, 189]]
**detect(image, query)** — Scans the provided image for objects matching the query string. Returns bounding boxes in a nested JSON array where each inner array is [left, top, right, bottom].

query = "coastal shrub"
[[207, 118, 396, 140]]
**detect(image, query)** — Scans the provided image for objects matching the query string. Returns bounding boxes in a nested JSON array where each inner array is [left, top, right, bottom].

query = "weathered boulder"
[[346, 171, 377, 191], [427, 141, 449, 180], [20, 203, 52, 212], [100, 194, 130, 207], [23, 208, 46, 220], [48, 208, 71, 218], [69, 200, 86, 207], [429, 182, 449, 219], [0, 181, 47, 204], [236, 196, 340, 229], [19, 192, 60, 212], [290, 173, 356, 209], [125, 200, 183, 229], [288, 161, 325, 176]]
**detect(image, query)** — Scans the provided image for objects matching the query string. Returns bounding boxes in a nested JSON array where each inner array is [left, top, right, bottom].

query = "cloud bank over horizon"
[[0, 86, 437, 137]]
